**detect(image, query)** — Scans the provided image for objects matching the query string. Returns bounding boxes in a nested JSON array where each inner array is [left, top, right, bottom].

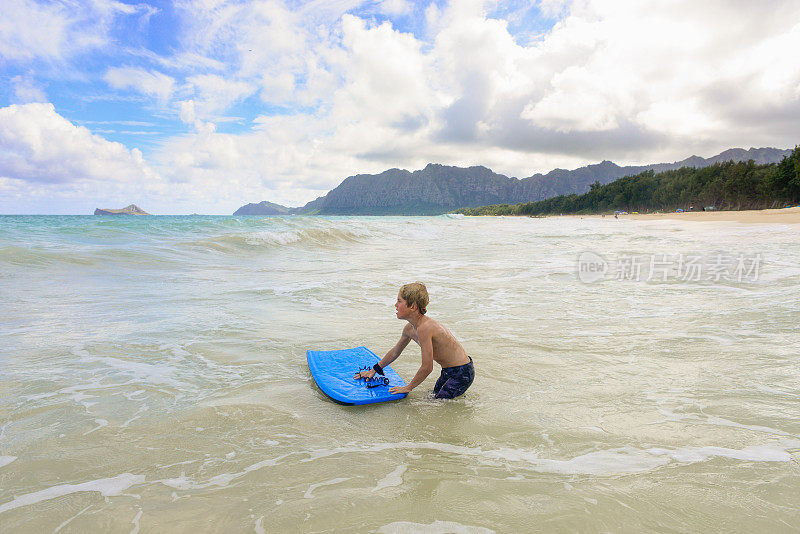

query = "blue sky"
[[1, 0, 799, 214]]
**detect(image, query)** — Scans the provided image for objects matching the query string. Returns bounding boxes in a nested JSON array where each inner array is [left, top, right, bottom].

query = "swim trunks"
[[433, 357, 474, 399]]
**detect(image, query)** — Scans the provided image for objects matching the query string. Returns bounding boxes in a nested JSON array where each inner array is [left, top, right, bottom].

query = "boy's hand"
[[390, 385, 412, 395], [354, 369, 376, 380]]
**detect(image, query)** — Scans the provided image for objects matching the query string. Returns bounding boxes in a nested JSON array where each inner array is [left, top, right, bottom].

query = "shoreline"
[[560, 206, 800, 224]]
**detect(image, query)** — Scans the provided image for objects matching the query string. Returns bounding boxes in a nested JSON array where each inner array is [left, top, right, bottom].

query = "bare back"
[[403, 317, 470, 368]]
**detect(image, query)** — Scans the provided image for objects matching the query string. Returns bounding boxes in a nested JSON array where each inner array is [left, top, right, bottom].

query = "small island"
[[233, 200, 293, 215], [94, 204, 150, 216]]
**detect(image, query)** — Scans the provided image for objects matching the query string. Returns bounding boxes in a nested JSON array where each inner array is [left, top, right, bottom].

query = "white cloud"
[[334, 16, 434, 126], [179, 100, 197, 125], [416, 0, 800, 163], [104, 67, 176, 104], [0, 103, 159, 185], [186, 74, 256, 116], [425, 3, 443, 33], [150, 13, 441, 206], [0, 0, 148, 62], [537, 0, 570, 18], [178, 100, 217, 134], [380, 0, 412, 16], [10, 75, 48, 104], [174, 1, 345, 107], [0, 0, 73, 61]]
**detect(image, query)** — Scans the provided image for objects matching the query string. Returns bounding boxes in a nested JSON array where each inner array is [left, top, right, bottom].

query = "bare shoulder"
[[417, 316, 442, 337], [401, 322, 415, 337]]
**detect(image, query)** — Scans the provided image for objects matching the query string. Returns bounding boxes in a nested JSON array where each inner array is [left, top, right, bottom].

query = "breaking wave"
[[0, 215, 445, 265]]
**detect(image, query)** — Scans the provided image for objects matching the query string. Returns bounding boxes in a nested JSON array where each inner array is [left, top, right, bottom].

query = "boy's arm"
[[379, 325, 413, 368], [390, 325, 433, 394], [354, 325, 412, 379]]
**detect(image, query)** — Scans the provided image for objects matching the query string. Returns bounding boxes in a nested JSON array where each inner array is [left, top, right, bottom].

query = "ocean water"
[[1, 214, 799, 533]]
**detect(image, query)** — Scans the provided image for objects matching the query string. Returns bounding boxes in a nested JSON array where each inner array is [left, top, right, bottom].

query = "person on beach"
[[353, 282, 474, 399]]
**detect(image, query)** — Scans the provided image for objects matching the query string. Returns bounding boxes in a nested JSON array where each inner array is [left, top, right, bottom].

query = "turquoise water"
[[1, 215, 799, 532]]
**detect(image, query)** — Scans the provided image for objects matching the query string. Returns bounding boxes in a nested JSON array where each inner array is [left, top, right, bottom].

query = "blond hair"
[[400, 282, 428, 315]]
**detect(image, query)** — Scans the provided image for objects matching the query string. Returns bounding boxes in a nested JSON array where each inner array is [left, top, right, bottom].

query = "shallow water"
[[1, 214, 799, 532]]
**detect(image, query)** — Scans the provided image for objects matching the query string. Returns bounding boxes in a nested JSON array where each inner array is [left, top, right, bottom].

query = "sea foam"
[[0, 473, 145, 515]]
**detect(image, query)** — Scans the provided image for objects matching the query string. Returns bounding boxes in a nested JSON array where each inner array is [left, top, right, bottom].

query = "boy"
[[354, 282, 474, 399]]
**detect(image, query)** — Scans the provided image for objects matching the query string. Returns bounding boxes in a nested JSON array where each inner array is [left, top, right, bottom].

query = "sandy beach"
[[601, 206, 800, 224]]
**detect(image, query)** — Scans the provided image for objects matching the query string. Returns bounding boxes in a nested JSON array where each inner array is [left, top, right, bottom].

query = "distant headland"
[[94, 204, 150, 216]]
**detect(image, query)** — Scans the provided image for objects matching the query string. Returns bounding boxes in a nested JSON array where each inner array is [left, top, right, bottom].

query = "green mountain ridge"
[[233, 147, 792, 216], [457, 146, 800, 216]]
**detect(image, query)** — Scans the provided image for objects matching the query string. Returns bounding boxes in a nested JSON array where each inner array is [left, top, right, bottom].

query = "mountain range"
[[233, 147, 792, 216]]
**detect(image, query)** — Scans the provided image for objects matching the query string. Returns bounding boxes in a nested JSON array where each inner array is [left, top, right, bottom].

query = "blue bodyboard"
[[307, 346, 408, 405]]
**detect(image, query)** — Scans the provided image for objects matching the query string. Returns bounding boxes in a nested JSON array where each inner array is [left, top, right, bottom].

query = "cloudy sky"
[[1, 0, 799, 214]]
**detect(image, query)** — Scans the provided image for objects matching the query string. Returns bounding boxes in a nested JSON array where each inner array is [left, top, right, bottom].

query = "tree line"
[[457, 146, 800, 216]]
